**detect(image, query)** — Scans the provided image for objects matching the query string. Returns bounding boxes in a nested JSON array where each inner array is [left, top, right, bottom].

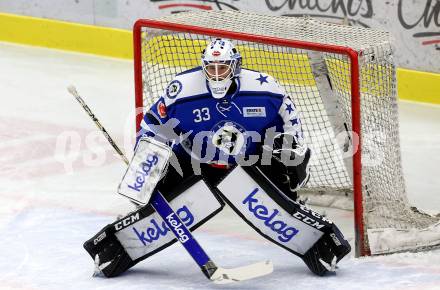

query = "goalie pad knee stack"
[[216, 165, 350, 276], [84, 176, 224, 277]]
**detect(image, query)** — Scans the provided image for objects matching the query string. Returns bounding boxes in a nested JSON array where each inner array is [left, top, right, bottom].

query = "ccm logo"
[[115, 213, 140, 231], [330, 233, 342, 246], [93, 232, 106, 245]]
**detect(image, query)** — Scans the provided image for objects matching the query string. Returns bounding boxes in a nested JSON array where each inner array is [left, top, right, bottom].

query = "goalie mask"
[[202, 39, 242, 99]]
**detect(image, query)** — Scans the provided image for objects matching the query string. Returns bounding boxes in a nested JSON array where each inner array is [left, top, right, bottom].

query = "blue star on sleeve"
[[256, 74, 268, 85], [290, 118, 300, 126], [285, 103, 294, 114]]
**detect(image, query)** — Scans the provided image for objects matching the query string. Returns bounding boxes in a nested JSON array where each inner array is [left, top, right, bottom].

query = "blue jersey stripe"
[[238, 91, 285, 99], [167, 93, 212, 109]]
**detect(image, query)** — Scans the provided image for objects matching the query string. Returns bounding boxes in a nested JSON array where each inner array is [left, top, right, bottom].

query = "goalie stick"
[[68, 86, 273, 283], [67, 85, 129, 165]]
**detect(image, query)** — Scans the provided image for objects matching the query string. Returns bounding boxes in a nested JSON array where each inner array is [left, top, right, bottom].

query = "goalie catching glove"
[[259, 133, 311, 201]]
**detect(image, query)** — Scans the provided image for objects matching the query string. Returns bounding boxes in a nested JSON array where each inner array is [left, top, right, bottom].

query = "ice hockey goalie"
[[84, 38, 351, 278]]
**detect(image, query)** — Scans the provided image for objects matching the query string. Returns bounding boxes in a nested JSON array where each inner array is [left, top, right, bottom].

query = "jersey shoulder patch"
[[163, 67, 209, 106], [165, 80, 183, 99]]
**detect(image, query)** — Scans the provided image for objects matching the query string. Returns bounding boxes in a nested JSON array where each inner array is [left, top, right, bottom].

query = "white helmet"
[[201, 39, 241, 99]]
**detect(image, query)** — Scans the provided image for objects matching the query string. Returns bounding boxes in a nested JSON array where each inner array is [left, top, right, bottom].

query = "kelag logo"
[[243, 188, 299, 243], [128, 154, 159, 192], [166, 212, 189, 243], [132, 205, 194, 246]]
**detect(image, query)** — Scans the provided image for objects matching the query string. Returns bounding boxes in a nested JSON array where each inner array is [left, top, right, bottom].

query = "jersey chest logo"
[[211, 121, 247, 156], [215, 99, 242, 117]]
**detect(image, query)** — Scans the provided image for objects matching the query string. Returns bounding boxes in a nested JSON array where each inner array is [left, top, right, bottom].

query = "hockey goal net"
[[133, 11, 440, 256]]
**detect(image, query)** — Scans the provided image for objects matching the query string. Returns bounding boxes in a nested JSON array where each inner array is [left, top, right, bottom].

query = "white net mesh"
[[135, 11, 440, 255]]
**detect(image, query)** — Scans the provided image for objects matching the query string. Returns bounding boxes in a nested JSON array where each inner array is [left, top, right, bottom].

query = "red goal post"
[[132, 11, 440, 257]]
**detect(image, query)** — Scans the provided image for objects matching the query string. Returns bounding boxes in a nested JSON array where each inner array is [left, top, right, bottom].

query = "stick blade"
[[210, 260, 273, 284]]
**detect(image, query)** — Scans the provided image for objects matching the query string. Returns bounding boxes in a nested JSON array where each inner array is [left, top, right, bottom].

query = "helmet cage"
[[202, 59, 238, 82]]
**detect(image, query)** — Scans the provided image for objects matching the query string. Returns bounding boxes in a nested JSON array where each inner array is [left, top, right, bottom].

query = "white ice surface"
[[0, 42, 439, 290]]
